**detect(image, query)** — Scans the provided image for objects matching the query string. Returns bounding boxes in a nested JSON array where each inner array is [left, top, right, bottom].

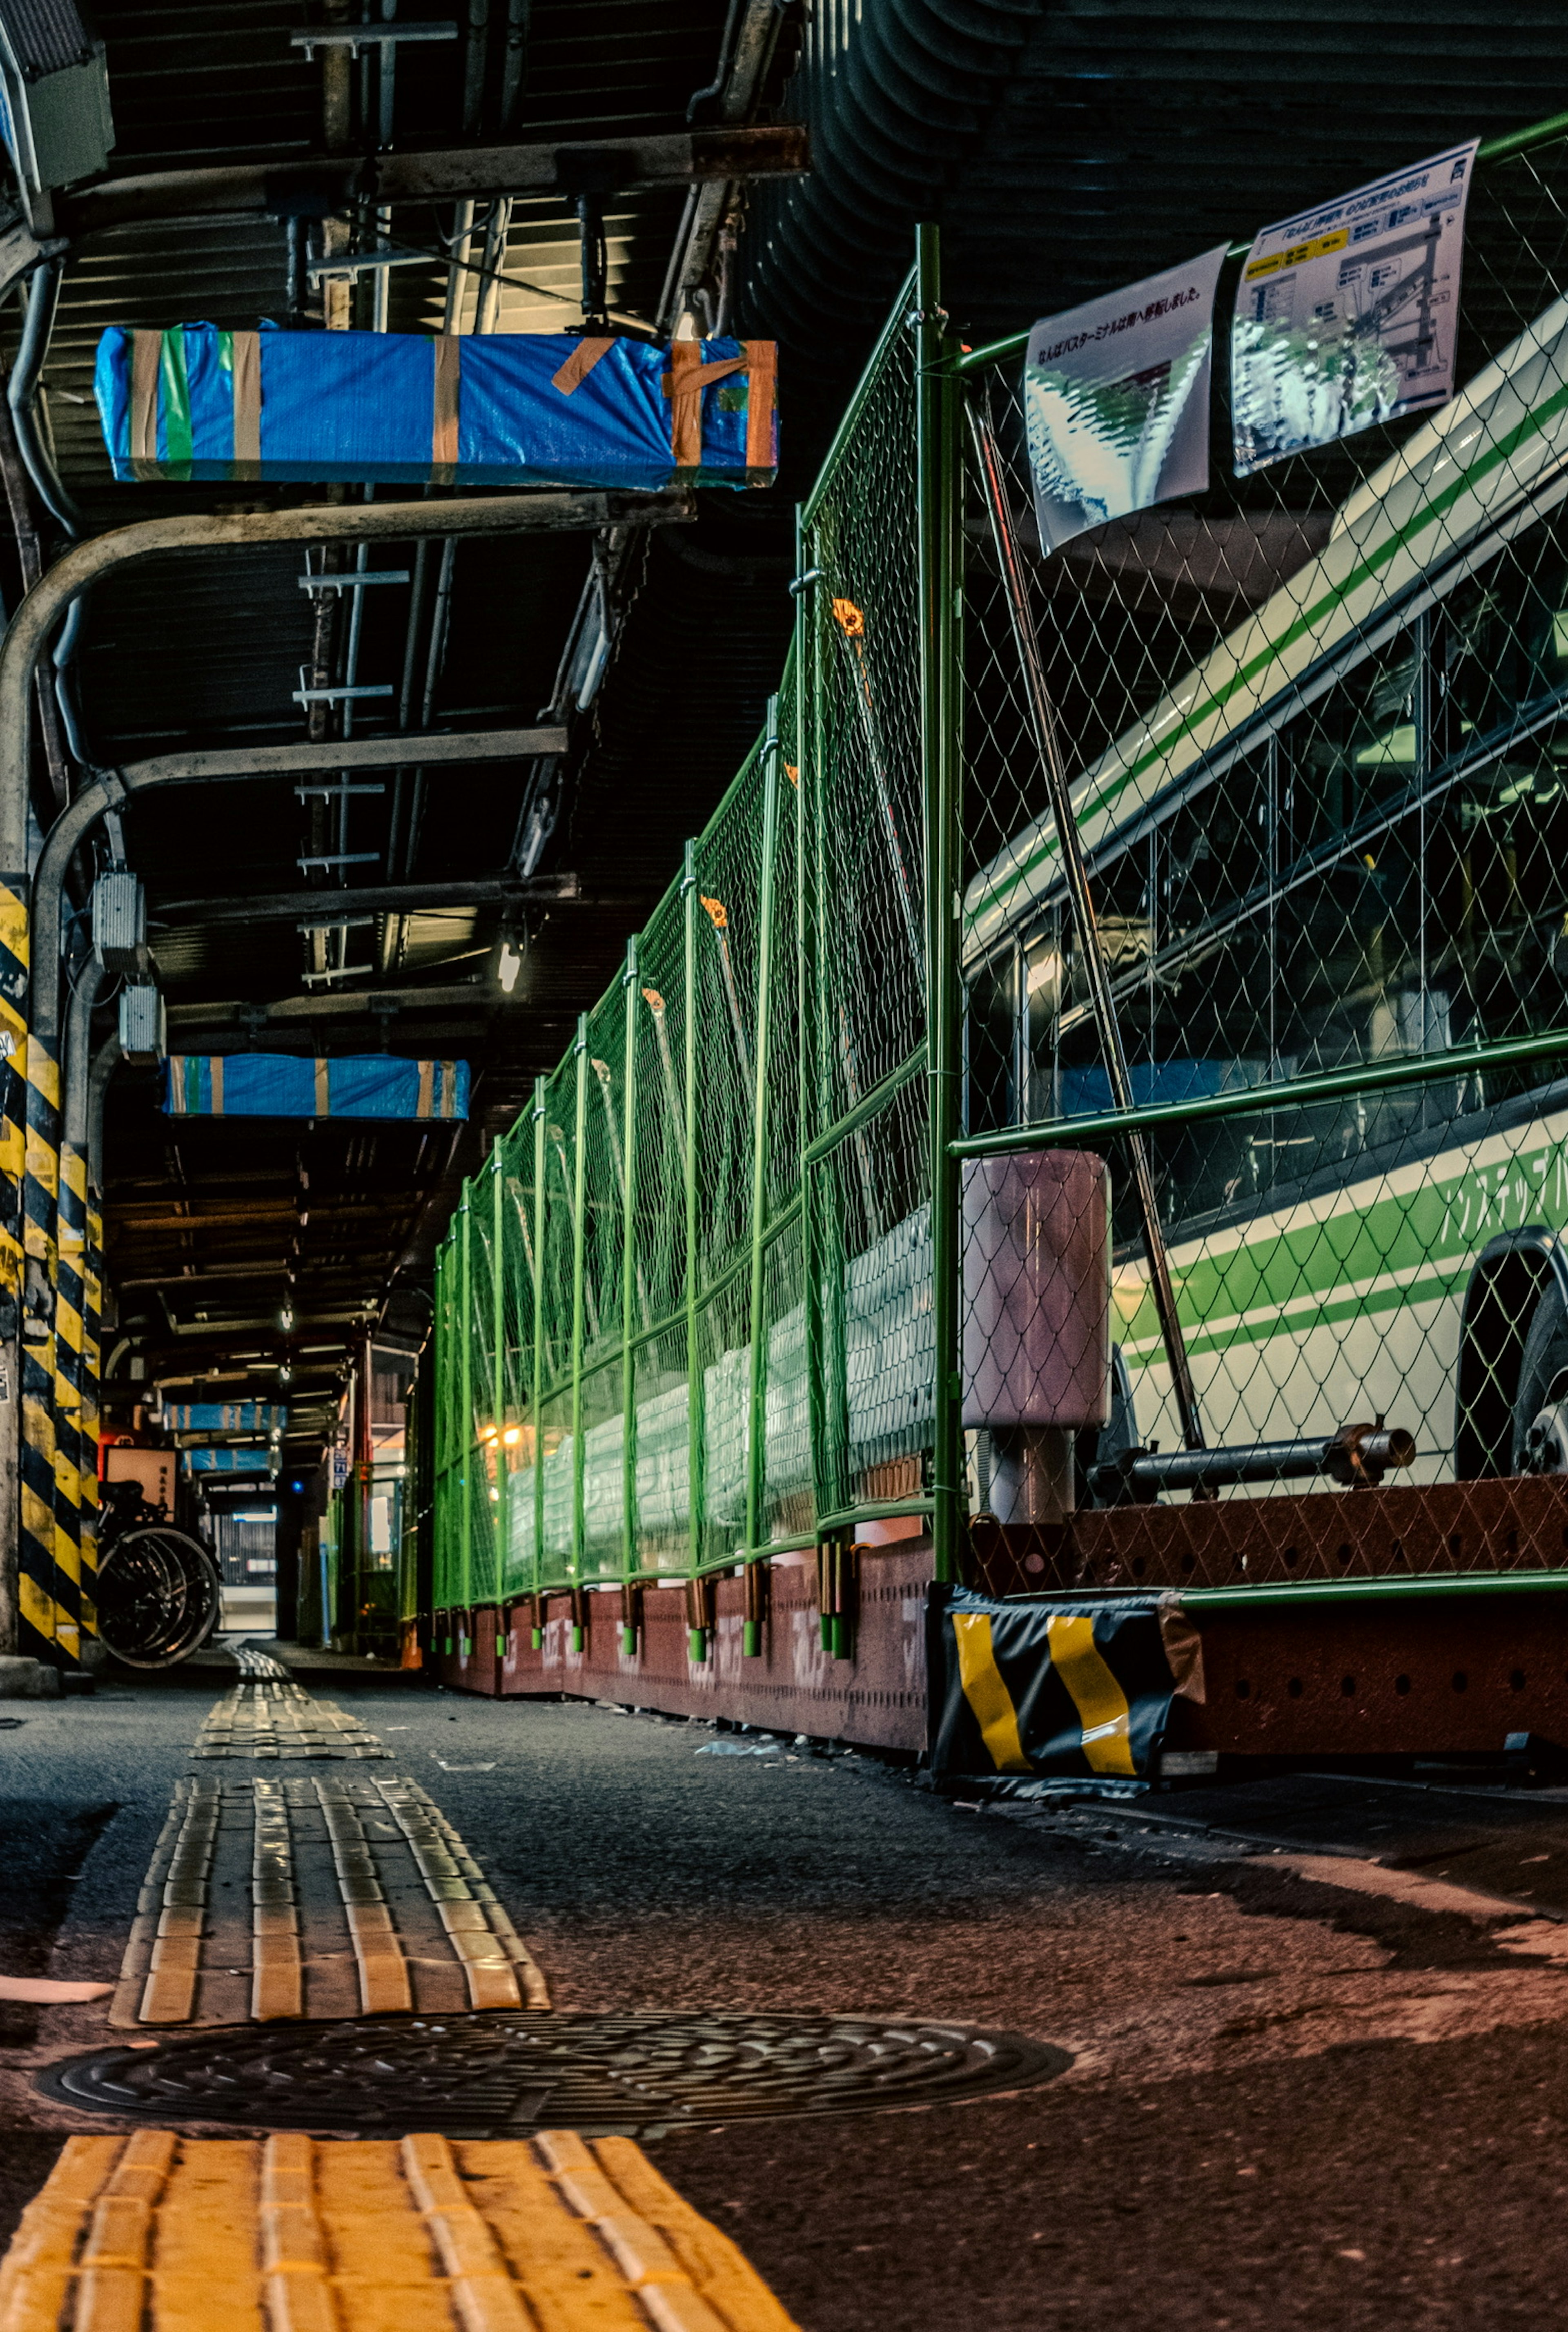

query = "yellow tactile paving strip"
[[194, 1681, 390, 1760], [112, 1776, 548, 2027], [0, 2129, 803, 2332]]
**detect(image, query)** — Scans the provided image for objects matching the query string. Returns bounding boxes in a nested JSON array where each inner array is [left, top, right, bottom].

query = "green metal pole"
[[620, 936, 640, 1652], [743, 701, 782, 1652], [570, 1014, 588, 1652], [682, 839, 706, 1659], [459, 1197, 474, 1621], [915, 220, 963, 1589], [810, 532, 850, 1529], [796, 508, 826, 1559], [491, 1144, 507, 1623], [530, 1075, 546, 1645]]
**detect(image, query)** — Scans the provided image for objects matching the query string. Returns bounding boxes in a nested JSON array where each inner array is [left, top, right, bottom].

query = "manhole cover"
[[43, 2011, 1070, 2137]]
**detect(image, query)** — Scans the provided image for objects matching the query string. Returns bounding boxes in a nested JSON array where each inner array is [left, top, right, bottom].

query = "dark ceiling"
[[21, 0, 1568, 1465]]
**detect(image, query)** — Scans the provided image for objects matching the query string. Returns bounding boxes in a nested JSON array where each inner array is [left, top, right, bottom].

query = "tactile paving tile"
[[111, 1775, 548, 2027], [193, 1680, 390, 1760], [0, 2128, 802, 2332], [230, 1644, 290, 1679]]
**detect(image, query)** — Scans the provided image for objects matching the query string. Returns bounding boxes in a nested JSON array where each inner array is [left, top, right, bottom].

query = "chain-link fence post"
[[620, 934, 640, 1642], [530, 1075, 546, 1636], [458, 1193, 473, 1613], [490, 1142, 508, 1602], [744, 700, 783, 1616], [681, 842, 704, 1621], [569, 1013, 588, 1648], [916, 222, 964, 1585]]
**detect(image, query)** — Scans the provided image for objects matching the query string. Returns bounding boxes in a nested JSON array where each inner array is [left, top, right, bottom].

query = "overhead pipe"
[[7, 260, 82, 538], [7, 258, 95, 783], [85, 1032, 118, 1203], [62, 953, 104, 1166]]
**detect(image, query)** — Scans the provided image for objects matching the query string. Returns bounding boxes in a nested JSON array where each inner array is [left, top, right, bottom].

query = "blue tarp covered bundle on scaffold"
[[94, 324, 778, 487], [162, 1054, 468, 1121]]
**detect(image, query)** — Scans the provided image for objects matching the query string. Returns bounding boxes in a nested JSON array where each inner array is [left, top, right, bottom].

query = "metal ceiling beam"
[[2, 494, 690, 878], [32, 725, 576, 1049], [149, 1309, 374, 1338], [161, 988, 491, 1025], [152, 870, 581, 927], [55, 123, 809, 237]]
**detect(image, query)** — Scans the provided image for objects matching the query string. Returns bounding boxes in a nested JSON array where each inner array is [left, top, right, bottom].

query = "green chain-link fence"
[[432, 111, 1568, 1625], [430, 262, 952, 1620]]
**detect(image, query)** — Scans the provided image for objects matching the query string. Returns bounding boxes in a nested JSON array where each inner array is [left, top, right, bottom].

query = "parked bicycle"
[[94, 1477, 222, 1668]]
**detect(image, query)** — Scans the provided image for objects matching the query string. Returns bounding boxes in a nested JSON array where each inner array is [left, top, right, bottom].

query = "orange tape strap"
[[664, 338, 705, 467], [432, 334, 461, 471], [662, 347, 768, 468], [550, 337, 616, 395], [231, 330, 261, 468], [130, 330, 160, 470]]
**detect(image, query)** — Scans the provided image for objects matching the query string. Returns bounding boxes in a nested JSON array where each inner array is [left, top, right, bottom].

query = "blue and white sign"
[[1232, 140, 1479, 475]]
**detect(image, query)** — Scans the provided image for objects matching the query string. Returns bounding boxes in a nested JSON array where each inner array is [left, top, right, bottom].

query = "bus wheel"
[[1513, 1284, 1568, 1473]]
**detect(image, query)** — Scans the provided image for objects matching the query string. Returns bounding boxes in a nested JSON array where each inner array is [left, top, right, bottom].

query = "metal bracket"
[[291, 22, 457, 58]]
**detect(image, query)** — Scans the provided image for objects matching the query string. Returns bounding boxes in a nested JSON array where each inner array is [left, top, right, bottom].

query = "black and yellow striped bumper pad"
[[928, 1587, 1198, 1781]]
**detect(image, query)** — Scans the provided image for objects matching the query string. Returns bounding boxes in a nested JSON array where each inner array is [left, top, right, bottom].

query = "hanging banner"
[[1232, 139, 1479, 476], [927, 1585, 1197, 1780], [1023, 245, 1229, 554]]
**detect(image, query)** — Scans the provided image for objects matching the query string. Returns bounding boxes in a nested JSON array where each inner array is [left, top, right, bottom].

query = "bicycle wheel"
[[97, 1526, 223, 1668]]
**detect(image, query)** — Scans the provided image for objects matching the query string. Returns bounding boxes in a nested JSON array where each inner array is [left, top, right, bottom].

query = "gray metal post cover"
[[961, 1149, 1110, 1430]]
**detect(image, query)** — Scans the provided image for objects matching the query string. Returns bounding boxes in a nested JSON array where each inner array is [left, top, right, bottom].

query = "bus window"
[[1281, 629, 1423, 852], [1023, 922, 1064, 1124], [1440, 515, 1568, 755], [967, 942, 1018, 1134]]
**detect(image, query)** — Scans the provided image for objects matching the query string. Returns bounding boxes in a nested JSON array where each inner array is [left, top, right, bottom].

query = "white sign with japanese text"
[[1024, 245, 1230, 553]]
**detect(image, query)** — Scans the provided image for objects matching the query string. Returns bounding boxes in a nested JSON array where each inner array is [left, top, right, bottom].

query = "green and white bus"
[[963, 288, 1568, 1489]]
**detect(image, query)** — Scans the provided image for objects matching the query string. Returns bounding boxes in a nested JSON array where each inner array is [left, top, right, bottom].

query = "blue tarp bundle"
[[94, 323, 778, 488], [162, 1054, 468, 1122]]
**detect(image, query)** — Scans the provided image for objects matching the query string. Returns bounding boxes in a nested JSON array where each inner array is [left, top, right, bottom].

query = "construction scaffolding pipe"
[[0, 488, 691, 876], [27, 724, 571, 1051]]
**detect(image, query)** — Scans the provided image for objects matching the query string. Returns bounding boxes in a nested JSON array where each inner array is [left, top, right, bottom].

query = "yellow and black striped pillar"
[[22, 1020, 72, 1661], [0, 876, 35, 1656], [80, 1186, 102, 1635], [54, 1124, 90, 1658]]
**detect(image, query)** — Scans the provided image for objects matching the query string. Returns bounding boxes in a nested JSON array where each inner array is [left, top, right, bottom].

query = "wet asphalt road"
[[10, 1656, 1568, 2323]]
